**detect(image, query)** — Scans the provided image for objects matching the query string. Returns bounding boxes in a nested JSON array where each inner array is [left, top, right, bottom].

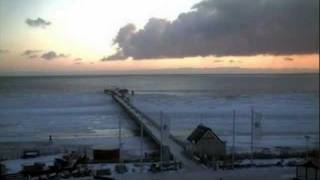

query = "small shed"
[[186, 124, 226, 160], [296, 159, 319, 180]]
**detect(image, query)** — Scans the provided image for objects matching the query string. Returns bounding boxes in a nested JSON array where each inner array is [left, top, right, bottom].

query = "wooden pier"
[[104, 88, 202, 170]]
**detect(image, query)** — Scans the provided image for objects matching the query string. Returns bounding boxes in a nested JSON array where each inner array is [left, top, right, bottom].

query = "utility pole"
[[140, 123, 144, 172], [250, 107, 254, 166], [118, 112, 122, 163], [160, 111, 163, 171], [304, 135, 310, 160], [232, 110, 236, 169]]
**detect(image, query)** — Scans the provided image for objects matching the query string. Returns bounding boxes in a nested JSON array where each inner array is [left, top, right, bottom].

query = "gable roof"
[[187, 124, 224, 144]]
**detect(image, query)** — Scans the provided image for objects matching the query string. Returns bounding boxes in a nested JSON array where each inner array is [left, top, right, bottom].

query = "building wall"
[[195, 131, 226, 158], [93, 149, 120, 162]]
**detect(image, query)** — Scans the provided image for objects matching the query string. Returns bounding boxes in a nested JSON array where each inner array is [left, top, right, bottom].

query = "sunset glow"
[[0, 0, 318, 75]]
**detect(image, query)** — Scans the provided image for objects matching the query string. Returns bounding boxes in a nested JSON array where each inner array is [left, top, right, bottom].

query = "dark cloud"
[[22, 50, 41, 59], [102, 50, 128, 61], [59, 54, 68, 58], [22, 50, 41, 56], [74, 58, 82, 61], [100, 57, 117, 62], [284, 57, 294, 61], [41, 51, 68, 60], [108, 0, 319, 60], [0, 49, 9, 54], [74, 62, 82, 65], [25, 18, 51, 28]]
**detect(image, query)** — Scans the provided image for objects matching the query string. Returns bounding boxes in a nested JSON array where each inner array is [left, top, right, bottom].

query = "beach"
[[0, 74, 318, 159]]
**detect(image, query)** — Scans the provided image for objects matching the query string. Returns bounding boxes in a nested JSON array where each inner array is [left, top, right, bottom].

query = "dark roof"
[[187, 124, 224, 144]]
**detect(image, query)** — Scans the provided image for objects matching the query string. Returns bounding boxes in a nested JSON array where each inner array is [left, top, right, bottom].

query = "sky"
[[0, 0, 319, 76]]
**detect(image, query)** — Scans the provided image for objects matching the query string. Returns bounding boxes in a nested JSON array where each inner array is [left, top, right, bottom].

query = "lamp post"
[[304, 135, 310, 160], [232, 110, 236, 169]]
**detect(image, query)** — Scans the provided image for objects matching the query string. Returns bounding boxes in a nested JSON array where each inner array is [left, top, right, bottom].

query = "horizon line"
[[0, 71, 318, 78]]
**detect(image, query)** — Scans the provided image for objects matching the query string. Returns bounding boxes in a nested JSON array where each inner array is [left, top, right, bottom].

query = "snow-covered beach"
[[0, 74, 318, 160], [133, 92, 319, 152]]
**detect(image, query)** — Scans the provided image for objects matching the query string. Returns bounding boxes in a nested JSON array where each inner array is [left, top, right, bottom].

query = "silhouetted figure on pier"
[[49, 135, 53, 144]]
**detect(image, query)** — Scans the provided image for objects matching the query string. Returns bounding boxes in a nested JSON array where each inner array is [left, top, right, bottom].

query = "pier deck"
[[105, 88, 202, 170]]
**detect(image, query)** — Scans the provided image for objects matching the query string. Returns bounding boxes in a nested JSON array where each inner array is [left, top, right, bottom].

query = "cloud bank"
[[107, 0, 319, 60], [25, 18, 51, 28], [23, 50, 41, 56], [41, 51, 68, 60], [22, 50, 41, 58]]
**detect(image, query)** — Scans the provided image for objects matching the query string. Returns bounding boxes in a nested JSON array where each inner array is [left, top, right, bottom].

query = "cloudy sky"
[[0, 0, 319, 75]]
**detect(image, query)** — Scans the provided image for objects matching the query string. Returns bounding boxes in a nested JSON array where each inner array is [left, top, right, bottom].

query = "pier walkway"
[[105, 88, 202, 170]]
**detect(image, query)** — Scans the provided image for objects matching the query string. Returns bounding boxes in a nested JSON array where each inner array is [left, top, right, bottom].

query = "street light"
[[304, 135, 310, 160]]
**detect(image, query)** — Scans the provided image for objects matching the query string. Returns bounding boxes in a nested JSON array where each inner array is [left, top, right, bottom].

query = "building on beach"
[[186, 124, 226, 160]]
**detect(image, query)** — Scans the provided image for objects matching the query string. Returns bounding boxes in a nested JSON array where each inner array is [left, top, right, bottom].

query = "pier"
[[104, 88, 201, 170]]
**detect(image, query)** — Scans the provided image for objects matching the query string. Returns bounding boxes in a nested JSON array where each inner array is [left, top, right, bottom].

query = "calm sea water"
[[0, 74, 318, 152]]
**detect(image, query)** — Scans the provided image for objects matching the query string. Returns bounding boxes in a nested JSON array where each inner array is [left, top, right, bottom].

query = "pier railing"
[[105, 88, 203, 170]]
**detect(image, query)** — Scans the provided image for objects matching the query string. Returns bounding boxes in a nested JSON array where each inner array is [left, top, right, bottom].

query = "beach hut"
[[186, 124, 226, 160], [296, 159, 319, 180]]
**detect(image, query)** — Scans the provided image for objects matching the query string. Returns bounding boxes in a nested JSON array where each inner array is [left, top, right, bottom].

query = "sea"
[[0, 74, 318, 157]]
